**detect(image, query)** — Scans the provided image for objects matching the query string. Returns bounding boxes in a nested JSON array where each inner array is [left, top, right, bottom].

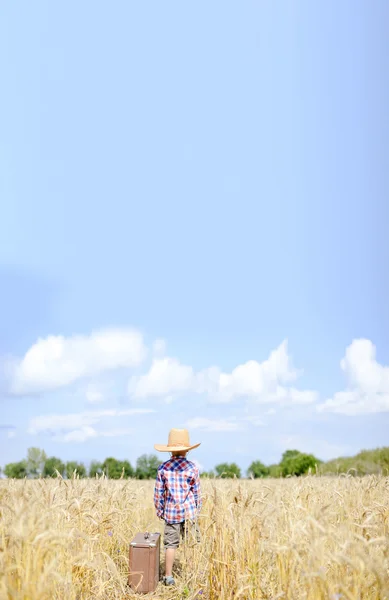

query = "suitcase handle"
[[144, 532, 150, 539]]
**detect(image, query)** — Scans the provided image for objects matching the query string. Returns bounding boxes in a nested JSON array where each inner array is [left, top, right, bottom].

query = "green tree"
[[26, 447, 47, 478], [376, 447, 389, 470], [135, 454, 160, 479], [120, 460, 134, 478], [280, 451, 321, 476], [102, 457, 134, 479], [4, 461, 27, 478], [66, 461, 87, 479], [321, 447, 389, 476], [102, 457, 122, 479], [247, 460, 269, 478], [281, 450, 301, 462], [200, 471, 215, 478], [268, 464, 282, 478], [89, 461, 103, 477], [43, 457, 65, 478], [215, 462, 241, 478]]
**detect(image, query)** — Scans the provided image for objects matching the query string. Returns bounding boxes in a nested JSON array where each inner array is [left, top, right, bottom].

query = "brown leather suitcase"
[[128, 532, 161, 593]]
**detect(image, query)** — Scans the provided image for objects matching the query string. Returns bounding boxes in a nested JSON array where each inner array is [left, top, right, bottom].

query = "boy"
[[154, 428, 202, 586]]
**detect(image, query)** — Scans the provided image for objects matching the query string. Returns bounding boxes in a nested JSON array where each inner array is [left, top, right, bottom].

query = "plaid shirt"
[[154, 456, 202, 524]]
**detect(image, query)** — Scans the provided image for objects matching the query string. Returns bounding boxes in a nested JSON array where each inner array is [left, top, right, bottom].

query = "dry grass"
[[0, 475, 388, 599]]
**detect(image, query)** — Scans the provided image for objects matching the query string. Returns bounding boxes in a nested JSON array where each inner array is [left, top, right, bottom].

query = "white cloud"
[[85, 383, 105, 404], [215, 341, 297, 401], [185, 417, 242, 432], [129, 357, 196, 398], [28, 408, 154, 435], [7, 431, 16, 439], [8, 328, 147, 395], [128, 341, 317, 406], [186, 415, 265, 432], [242, 416, 265, 427], [59, 426, 134, 443], [318, 339, 389, 415], [60, 426, 97, 442]]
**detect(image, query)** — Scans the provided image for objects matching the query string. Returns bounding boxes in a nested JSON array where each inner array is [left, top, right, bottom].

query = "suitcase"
[[128, 532, 161, 593]]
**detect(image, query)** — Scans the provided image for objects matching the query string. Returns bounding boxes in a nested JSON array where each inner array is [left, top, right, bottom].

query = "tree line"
[[1, 448, 320, 479], [1, 446, 388, 480], [0, 448, 162, 480], [202, 449, 321, 478]]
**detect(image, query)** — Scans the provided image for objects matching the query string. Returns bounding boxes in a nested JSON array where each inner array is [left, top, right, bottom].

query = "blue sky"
[[1, 2, 388, 474]]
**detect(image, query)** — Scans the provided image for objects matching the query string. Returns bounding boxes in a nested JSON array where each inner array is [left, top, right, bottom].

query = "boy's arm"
[[192, 467, 202, 515], [153, 468, 165, 519]]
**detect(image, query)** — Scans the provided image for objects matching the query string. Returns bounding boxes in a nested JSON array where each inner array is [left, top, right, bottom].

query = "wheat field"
[[0, 475, 388, 600]]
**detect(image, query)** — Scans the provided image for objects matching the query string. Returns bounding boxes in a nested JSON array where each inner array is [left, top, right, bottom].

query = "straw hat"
[[154, 428, 201, 453]]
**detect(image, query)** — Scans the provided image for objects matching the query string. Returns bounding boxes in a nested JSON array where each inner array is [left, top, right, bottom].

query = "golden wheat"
[[0, 475, 388, 599]]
